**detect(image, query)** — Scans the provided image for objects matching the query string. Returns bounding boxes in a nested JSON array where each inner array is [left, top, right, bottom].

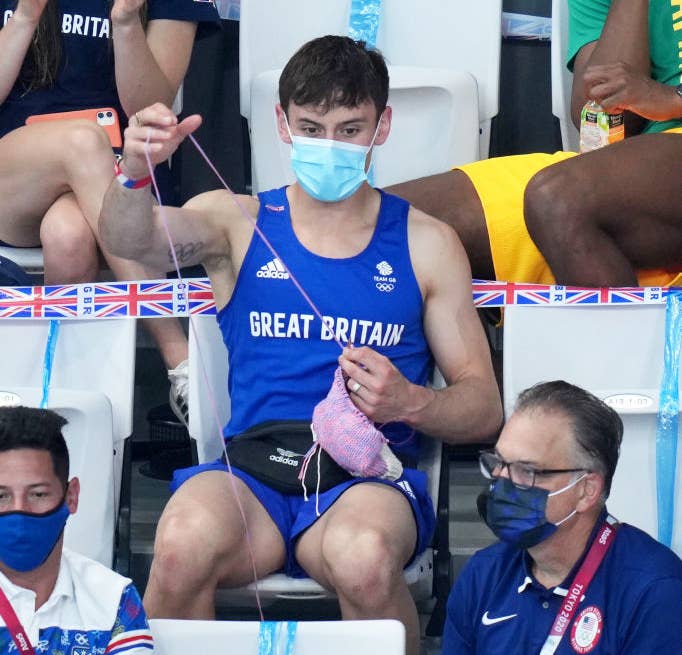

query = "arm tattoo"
[[169, 241, 204, 264]]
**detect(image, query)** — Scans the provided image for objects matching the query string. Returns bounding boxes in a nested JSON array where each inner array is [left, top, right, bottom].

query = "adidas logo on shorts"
[[397, 480, 416, 499], [256, 258, 290, 280]]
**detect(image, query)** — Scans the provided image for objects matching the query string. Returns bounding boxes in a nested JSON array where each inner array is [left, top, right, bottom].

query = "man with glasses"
[[389, 0, 682, 291], [443, 380, 682, 654]]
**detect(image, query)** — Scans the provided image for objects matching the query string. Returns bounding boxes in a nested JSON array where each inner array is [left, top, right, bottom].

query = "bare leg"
[[143, 471, 286, 619], [40, 193, 99, 284], [41, 196, 187, 365], [386, 170, 495, 280], [0, 121, 114, 244], [296, 483, 420, 655], [0, 121, 187, 368], [524, 133, 682, 286]]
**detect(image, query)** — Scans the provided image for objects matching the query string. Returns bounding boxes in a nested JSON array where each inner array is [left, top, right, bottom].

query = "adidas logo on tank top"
[[256, 258, 290, 280]]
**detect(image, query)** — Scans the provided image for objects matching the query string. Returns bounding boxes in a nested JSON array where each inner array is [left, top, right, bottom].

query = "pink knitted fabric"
[[310, 366, 403, 480]]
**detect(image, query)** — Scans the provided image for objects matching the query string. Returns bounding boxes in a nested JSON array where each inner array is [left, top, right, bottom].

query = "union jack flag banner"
[[471, 280, 670, 308], [0, 278, 674, 320]]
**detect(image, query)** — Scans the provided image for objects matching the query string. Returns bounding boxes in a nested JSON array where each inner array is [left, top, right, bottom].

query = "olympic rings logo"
[[375, 283, 395, 292]]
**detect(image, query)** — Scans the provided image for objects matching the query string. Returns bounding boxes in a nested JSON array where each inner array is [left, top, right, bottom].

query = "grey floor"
[[128, 332, 499, 652]]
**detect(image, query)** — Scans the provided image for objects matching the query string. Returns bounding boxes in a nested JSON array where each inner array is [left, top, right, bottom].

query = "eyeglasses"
[[479, 449, 588, 490]]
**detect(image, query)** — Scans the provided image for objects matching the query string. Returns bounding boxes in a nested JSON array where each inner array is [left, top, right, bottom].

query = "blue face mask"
[[477, 475, 585, 549], [0, 501, 70, 572], [285, 114, 381, 203]]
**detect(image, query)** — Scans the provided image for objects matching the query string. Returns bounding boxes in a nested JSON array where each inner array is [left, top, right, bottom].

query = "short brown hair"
[[279, 35, 389, 122]]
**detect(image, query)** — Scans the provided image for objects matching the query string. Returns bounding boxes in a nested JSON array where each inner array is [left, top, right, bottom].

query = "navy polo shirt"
[[0, 0, 220, 137], [443, 511, 682, 654]]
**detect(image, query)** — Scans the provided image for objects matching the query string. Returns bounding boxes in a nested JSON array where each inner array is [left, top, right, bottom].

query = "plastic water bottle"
[[579, 100, 624, 152]]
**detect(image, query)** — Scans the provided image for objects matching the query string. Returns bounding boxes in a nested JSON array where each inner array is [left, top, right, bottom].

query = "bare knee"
[[64, 120, 111, 155], [62, 121, 113, 175], [322, 524, 403, 610], [151, 508, 224, 596], [40, 202, 98, 283], [524, 165, 587, 251]]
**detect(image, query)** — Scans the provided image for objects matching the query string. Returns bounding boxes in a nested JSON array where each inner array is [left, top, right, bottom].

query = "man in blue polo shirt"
[[443, 380, 682, 654]]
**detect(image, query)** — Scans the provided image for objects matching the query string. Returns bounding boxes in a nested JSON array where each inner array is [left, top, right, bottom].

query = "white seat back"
[[249, 67, 479, 193], [551, 0, 579, 151], [188, 315, 230, 463], [150, 618, 405, 655], [240, 0, 501, 158], [0, 387, 115, 566], [0, 318, 136, 511], [503, 304, 682, 555], [0, 319, 135, 441], [374, 1, 501, 159]]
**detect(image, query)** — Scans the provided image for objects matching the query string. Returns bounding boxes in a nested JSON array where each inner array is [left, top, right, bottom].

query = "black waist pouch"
[[224, 420, 353, 494]]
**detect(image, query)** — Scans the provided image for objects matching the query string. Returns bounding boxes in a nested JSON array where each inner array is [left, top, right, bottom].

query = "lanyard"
[[539, 517, 619, 655], [0, 587, 36, 655]]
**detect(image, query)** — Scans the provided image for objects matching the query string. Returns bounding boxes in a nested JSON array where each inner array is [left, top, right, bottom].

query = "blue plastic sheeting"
[[40, 320, 60, 409], [258, 621, 298, 655], [348, 0, 383, 48], [502, 11, 551, 40], [656, 290, 681, 547]]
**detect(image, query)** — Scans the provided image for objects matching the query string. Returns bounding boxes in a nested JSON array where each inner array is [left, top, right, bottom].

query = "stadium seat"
[[0, 246, 44, 276], [187, 315, 230, 464], [551, 0, 579, 151], [0, 318, 136, 565], [0, 386, 115, 566], [503, 303, 682, 555], [150, 618, 405, 655], [239, 0, 502, 160], [187, 315, 451, 634]]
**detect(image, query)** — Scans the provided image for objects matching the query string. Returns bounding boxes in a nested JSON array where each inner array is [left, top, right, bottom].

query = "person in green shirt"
[[389, 0, 682, 289]]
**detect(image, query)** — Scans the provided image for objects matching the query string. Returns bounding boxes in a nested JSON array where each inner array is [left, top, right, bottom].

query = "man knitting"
[[100, 35, 501, 655]]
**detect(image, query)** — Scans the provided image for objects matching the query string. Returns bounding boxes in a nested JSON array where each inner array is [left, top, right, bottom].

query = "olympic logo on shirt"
[[74, 634, 89, 646], [375, 282, 395, 292]]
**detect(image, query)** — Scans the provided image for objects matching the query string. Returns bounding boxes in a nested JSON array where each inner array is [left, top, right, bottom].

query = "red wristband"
[[114, 160, 152, 189]]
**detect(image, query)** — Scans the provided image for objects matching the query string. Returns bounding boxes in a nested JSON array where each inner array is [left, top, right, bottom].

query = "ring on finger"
[[351, 381, 362, 394], [135, 112, 144, 127]]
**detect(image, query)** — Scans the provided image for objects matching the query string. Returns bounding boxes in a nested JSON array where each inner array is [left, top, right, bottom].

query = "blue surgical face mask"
[[0, 500, 70, 572], [477, 474, 586, 549], [285, 113, 382, 203]]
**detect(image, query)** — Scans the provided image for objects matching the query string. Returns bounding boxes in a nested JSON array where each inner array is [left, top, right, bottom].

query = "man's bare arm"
[[100, 182, 230, 272], [339, 213, 502, 444], [99, 103, 232, 273], [571, 0, 649, 127]]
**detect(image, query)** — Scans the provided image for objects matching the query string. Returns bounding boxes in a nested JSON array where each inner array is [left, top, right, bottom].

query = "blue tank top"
[[218, 186, 433, 458]]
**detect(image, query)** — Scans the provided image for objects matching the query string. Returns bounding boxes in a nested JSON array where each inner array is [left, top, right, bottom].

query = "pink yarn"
[[309, 366, 403, 479]]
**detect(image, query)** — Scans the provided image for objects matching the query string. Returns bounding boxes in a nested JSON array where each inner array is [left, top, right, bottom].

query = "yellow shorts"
[[457, 149, 682, 288]]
